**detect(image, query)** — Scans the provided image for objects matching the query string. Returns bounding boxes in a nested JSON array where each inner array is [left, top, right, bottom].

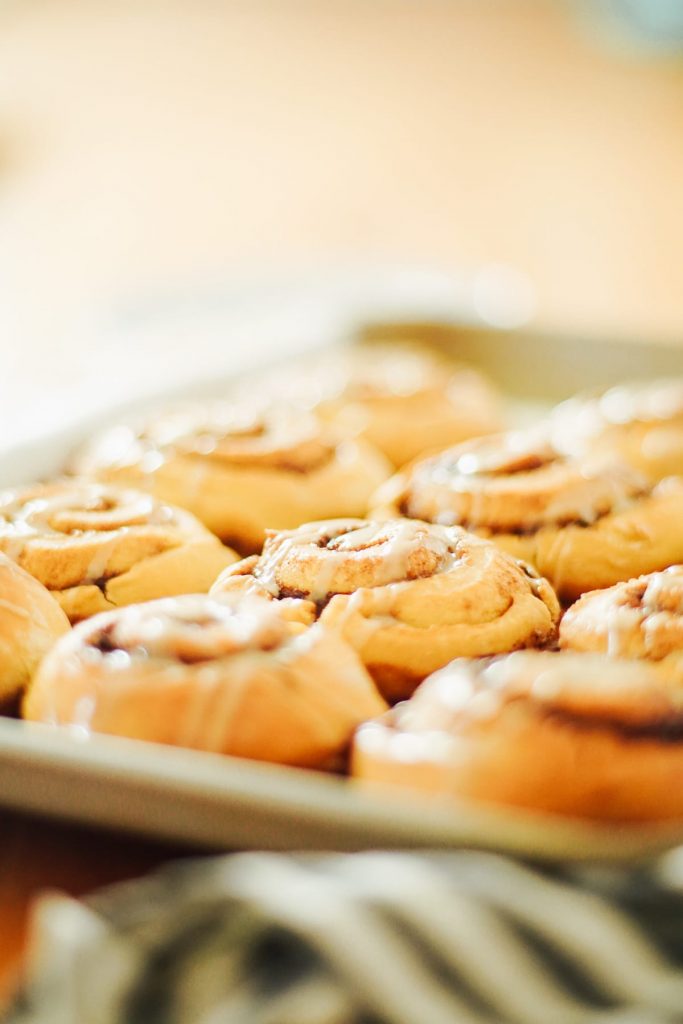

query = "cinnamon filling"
[[92, 624, 118, 654], [91, 631, 282, 662], [91, 575, 112, 595], [278, 585, 313, 603], [448, 449, 556, 477], [624, 582, 648, 609], [400, 478, 648, 535], [541, 706, 683, 743], [516, 561, 547, 600], [185, 445, 335, 474], [398, 497, 602, 535]]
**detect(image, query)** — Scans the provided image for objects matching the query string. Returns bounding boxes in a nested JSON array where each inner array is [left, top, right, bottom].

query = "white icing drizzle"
[[82, 536, 121, 586], [254, 519, 463, 604], [0, 597, 32, 622], [642, 566, 683, 615], [254, 534, 302, 597], [181, 659, 261, 753], [0, 483, 186, 586], [564, 567, 683, 661]]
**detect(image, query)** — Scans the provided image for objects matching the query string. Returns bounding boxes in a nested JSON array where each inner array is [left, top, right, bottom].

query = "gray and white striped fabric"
[[8, 849, 683, 1024]]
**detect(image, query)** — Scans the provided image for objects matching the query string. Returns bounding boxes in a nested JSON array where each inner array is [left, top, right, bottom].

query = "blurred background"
[[1, 0, 682, 433]]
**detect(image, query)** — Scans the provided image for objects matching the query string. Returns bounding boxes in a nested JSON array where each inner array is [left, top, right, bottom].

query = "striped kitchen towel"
[[7, 849, 683, 1024]]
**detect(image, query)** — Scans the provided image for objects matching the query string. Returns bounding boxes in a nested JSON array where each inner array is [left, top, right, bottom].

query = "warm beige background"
[[0, 0, 682, 373]]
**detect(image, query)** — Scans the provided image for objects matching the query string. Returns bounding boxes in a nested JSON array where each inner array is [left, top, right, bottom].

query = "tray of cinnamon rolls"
[[3, 329, 683, 861]]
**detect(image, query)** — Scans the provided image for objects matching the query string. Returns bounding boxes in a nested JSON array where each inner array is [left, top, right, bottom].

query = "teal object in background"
[[585, 0, 683, 53]]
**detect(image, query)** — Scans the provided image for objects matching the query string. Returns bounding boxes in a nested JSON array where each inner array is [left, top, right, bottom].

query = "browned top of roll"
[[249, 518, 466, 603], [218, 516, 553, 606], [271, 341, 491, 405], [0, 480, 211, 591], [374, 431, 650, 533], [24, 591, 387, 768], [391, 651, 683, 740], [551, 379, 683, 453], [72, 402, 338, 477], [87, 592, 291, 665], [214, 518, 560, 652], [561, 566, 683, 662]]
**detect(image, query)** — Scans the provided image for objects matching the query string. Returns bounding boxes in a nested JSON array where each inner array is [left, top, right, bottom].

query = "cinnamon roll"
[[23, 593, 387, 769], [0, 553, 70, 705], [560, 567, 683, 679], [0, 481, 237, 622], [551, 379, 683, 483], [269, 341, 502, 467], [70, 403, 391, 553], [372, 430, 683, 603], [212, 518, 560, 702], [352, 651, 683, 821]]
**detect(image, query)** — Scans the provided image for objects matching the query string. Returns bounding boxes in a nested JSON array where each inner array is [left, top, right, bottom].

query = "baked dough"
[[263, 341, 502, 467], [352, 651, 683, 821], [372, 431, 683, 603], [0, 552, 70, 705], [24, 592, 387, 770], [0, 480, 237, 622], [551, 378, 683, 483], [561, 566, 683, 680], [70, 402, 391, 553], [213, 517, 560, 702]]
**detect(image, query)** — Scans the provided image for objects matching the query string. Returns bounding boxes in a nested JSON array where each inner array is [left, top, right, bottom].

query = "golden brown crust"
[[372, 431, 683, 603], [0, 553, 70, 704], [373, 431, 647, 530], [352, 651, 683, 820], [0, 481, 237, 622], [211, 555, 317, 629], [213, 518, 560, 702], [70, 403, 391, 553], [23, 593, 387, 769], [551, 379, 683, 483], [560, 567, 683, 675], [265, 342, 502, 467]]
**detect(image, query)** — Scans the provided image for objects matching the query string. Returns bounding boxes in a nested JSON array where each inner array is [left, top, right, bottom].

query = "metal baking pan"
[[2, 279, 682, 863]]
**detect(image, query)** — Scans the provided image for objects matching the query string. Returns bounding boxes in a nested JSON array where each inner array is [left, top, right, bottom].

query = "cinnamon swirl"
[[269, 341, 502, 467], [23, 593, 387, 769], [0, 553, 70, 705], [212, 518, 560, 702], [0, 481, 237, 622], [560, 567, 683, 678], [372, 430, 683, 603], [352, 651, 683, 821], [551, 379, 683, 483], [70, 402, 391, 553]]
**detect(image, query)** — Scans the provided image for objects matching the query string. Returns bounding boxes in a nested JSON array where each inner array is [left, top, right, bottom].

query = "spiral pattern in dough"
[[374, 431, 646, 530], [561, 566, 683, 673], [23, 593, 386, 770], [372, 431, 683, 603], [0, 480, 237, 621], [70, 402, 391, 553], [213, 518, 560, 702]]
